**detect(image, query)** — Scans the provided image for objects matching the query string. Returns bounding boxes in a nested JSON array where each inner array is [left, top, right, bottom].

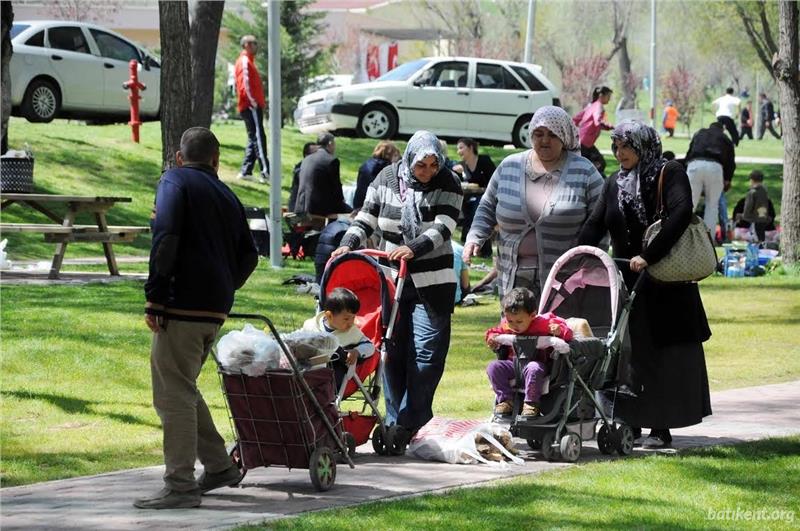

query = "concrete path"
[[2, 381, 799, 530]]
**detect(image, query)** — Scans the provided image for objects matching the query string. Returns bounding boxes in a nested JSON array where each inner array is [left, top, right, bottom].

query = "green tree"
[[223, 0, 333, 124]]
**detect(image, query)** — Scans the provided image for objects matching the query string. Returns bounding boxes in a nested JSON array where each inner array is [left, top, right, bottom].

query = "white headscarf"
[[528, 106, 580, 153]]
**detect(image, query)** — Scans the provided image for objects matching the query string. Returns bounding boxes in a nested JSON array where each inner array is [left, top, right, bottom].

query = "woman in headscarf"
[[464, 106, 604, 302], [579, 121, 712, 448], [332, 130, 463, 452]]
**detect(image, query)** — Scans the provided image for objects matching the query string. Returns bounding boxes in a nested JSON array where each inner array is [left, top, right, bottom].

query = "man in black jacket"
[[135, 128, 258, 510], [758, 93, 781, 140], [685, 121, 736, 233], [294, 133, 351, 217]]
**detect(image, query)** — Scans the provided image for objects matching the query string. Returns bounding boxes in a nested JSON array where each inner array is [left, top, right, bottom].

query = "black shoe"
[[198, 464, 243, 494], [133, 487, 201, 509], [648, 429, 672, 445]]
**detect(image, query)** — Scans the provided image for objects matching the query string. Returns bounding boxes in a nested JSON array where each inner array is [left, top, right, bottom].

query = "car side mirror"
[[413, 78, 427, 87], [142, 55, 152, 71]]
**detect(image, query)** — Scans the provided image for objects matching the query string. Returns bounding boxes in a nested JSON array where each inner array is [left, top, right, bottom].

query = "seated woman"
[[453, 138, 496, 251]]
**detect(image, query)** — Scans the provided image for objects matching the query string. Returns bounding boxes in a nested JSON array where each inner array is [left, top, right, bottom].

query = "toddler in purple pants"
[[485, 288, 574, 417]]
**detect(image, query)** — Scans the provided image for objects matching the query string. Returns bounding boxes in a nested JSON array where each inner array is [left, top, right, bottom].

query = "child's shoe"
[[493, 401, 513, 415], [521, 403, 540, 417]]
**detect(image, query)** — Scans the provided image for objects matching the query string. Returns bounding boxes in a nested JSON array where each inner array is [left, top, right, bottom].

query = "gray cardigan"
[[466, 150, 604, 296]]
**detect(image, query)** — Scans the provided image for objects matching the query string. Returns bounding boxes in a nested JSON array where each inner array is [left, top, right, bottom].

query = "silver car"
[[10, 20, 161, 123]]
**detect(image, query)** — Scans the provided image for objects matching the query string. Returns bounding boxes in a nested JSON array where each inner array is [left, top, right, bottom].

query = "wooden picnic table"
[[0, 193, 150, 279]]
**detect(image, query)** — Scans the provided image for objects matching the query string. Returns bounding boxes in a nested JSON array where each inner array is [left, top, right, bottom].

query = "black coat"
[[353, 157, 390, 210], [685, 125, 736, 182], [294, 149, 351, 216], [461, 154, 496, 188]]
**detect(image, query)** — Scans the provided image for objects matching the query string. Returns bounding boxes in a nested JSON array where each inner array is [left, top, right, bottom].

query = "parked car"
[[294, 57, 560, 148], [10, 21, 161, 123]]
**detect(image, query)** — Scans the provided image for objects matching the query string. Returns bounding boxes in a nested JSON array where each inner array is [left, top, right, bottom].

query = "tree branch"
[[735, 2, 776, 76]]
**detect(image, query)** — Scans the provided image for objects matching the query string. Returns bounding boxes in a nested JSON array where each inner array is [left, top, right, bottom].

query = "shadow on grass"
[[1, 390, 159, 429]]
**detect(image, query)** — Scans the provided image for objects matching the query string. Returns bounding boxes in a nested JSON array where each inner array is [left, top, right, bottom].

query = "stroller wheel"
[[597, 424, 616, 455], [309, 446, 337, 491], [540, 431, 558, 461], [371, 427, 388, 455], [559, 432, 582, 463], [526, 439, 542, 450], [615, 424, 635, 456]]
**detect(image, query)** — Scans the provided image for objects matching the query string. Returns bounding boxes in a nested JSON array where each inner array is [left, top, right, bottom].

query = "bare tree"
[[46, 0, 123, 23], [158, 1, 192, 171], [190, 1, 225, 128], [1, 1, 13, 154], [606, 0, 637, 109], [417, 0, 483, 56], [774, 1, 799, 265]]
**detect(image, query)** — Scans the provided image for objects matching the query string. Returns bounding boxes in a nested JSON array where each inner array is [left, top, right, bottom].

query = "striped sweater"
[[466, 150, 603, 296], [340, 162, 463, 316]]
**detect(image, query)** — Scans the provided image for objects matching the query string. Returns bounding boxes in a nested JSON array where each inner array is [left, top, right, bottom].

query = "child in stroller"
[[303, 287, 374, 390], [486, 288, 574, 418]]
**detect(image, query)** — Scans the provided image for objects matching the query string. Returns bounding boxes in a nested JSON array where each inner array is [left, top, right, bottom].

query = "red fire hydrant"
[[122, 59, 146, 143]]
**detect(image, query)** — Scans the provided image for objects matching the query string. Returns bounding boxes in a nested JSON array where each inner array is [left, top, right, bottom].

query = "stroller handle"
[[349, 249, 408, 280]]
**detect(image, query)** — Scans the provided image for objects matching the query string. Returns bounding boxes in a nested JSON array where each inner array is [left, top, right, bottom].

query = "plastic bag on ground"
[[216, 323, 282, 376], [406, 417, 524, 466]]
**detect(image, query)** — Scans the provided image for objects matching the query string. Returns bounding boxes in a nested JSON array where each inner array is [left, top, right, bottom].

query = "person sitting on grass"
[[485, 287, 574, 418], [738, 170, 774, 242], [303, 287, 374, 390]]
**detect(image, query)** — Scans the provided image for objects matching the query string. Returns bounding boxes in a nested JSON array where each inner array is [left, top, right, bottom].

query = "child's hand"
[[346, 350, 358, 365], [487, 335, 499, 349], [548, 323, 561, 336]]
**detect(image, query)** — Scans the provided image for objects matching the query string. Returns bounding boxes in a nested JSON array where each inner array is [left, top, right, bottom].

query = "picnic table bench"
[[0, 193, 150, 279]]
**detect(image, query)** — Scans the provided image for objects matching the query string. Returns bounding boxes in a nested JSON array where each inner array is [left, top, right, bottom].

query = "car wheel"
[[512, 114, 533, 149], [21, 79, 60, 123], [357, 103, 397, 140]]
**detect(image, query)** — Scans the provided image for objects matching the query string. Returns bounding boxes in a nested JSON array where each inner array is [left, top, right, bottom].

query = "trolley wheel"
[[344, 431, 357, 458], [309, 446, 336, 491], [559, 432, 582, 463], [540, 431, 558, 461], [615, 424, 635, 456], [372, 427, 388, 455], [227, 442, 247, 483], [526, 439, 542, 450], [597, 424, 616, 455]]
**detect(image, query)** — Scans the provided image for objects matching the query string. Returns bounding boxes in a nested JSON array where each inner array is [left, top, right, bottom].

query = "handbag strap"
[[655, 164, 667, 219]]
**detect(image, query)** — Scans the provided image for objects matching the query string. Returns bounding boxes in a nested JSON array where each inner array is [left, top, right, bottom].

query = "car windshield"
[[10, 24, 30, 39], [376, 59, 428, 82]]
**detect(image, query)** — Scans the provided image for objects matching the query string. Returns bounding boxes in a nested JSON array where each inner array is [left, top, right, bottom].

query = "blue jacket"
[[145, 164, 258, 323]]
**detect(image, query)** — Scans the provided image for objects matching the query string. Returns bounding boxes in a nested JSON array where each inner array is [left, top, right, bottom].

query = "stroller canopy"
[[539, 246, 626, 337]]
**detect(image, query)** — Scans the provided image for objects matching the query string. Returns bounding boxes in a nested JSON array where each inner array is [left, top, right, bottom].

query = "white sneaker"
[[237, 173, 254, 181], [641, 436, 667, 449], [259, 171, 270, 184]]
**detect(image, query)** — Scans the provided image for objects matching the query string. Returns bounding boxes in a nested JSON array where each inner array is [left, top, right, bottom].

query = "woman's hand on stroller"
[[331, 245, 352, 258], [388, 245, 414, 261], [630, 255, 648, 273]]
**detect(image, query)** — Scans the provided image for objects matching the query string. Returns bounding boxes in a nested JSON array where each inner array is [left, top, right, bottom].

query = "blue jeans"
[[383, 303, 451, 431], [718, 192, 729, 239]]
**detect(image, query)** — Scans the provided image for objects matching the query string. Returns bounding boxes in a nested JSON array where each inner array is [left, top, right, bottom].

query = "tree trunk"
[[1, 1, 14, 154], [158, 1, 192, 171], [190, 0, 224, 129], [616, 37, 637, 110], [775, 0, 800, 264]]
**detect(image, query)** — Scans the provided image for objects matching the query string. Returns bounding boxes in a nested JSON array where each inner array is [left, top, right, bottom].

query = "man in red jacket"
[[235, 35, 270, 182]]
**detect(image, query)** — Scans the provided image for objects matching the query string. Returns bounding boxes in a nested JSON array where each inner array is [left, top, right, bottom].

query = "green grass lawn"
[[1, 119, 798, 489], [242, 436, 800, 530]]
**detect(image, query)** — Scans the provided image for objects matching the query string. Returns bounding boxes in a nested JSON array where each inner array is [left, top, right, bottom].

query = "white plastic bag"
[[406, 417, 524, 466], [0, 239, 10, 270], [281, 329, 339, 368], [216, 324, 282, 376]]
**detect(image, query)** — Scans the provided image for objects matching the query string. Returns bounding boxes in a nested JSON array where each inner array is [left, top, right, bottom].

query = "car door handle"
[[456, 91, 470, 96], [51, 55, 63, 61], [518, 94, 529, 99], [104, 63, 115, 69]]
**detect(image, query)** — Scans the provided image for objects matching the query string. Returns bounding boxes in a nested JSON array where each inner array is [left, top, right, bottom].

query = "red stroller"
[[318, 249, 408, 455]]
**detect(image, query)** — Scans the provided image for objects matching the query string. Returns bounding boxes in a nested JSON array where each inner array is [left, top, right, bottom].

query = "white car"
[[294, 57, 560, 148], [10, 21, 161, 123]]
